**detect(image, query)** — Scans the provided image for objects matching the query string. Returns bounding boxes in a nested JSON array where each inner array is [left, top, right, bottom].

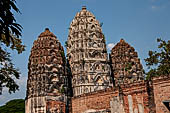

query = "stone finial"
[[120, 38, 125, 42], [45, 28, 49, 31], [82, 6, 86, 10], [39, 28, 56, 38]]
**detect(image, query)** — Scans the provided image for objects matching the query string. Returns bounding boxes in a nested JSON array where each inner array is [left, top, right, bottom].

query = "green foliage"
[[0, 0, 25, 54], [82, 58, 85, 66], [0, 0, 25, 94], [100, 22, 103, 27], [103, 34, 106, 42], [125, 63, 132, 71], [65, 41, 68, 47], [102, 49, 107, 53], [145, 38, 170, 79], [0, 0, 24, 49], [0, 99, 25, 113], [60, 51, 66, 64], [59, 85, 65, 94], [102, 65, 105, 70], [0, 47, 20, 94]]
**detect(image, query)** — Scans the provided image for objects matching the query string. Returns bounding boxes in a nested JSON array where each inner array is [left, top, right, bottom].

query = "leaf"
[[145, 38, 170, 79]]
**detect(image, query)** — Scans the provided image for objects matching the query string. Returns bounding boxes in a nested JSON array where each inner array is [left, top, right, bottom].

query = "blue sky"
[[0, 0, 170, 105]]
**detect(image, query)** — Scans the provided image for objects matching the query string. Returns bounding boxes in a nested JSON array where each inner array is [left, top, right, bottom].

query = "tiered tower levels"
[[67, 7, 112, 96], [110, 39, 144, 85], [26, 28, 66, 113]]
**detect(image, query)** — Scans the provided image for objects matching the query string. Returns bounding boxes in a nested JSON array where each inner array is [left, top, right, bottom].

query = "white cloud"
[[150, 0, 169, 11], [151, 5, 159, 10], [16, 76, 27, 86], [0, 76, 27, 106], [107, 43, 115, 51], [0, 95, 7, 100]]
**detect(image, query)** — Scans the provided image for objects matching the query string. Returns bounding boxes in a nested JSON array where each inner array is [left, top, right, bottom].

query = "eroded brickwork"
[[110, 39, 144, 85], [71, 88, 117, 113], [26, 28, 66, 113], [71, 81, 151, 113], [46, 101, 65, 113], [152, 76, 170, 113], [67, 6, 112, 96]]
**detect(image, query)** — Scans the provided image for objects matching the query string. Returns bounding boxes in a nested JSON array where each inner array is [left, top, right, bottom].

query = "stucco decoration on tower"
[[110, 39, 144, 85], [25, 28, 66, 113], [67, 6, 113, 96]]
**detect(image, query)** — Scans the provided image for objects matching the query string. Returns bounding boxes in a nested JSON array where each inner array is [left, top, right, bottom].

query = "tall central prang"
[[66, 6, 112, 96]]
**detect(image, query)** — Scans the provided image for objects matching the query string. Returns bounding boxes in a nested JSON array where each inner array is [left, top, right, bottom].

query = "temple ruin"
[[25, 6, 170, 113]]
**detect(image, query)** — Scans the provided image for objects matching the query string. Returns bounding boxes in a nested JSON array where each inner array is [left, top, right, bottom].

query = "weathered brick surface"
[[110, 39, 144, 85], [46, 101, 66, 113], [26, 28, 66, 113], [120, 81, 151, 113], [152, 76, 170, 113], [72, 88, 117, 113], [72, 81, 151, 113]]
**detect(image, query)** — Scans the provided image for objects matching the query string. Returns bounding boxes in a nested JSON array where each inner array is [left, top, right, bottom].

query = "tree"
[[0, 0, 25, 94], [0, 99, 25, 113], [145, 38, 170, 79]]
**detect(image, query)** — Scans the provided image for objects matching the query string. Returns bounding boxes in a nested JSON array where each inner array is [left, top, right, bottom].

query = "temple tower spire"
[[67, 7, 112, 96], [25, 28, 66, 113]]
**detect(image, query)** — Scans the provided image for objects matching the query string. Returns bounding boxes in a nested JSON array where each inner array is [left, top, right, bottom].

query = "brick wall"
[[72, 88, 118, 113], [120, 81, 150, 113], [46, 100, 65, 113], [71, 81, 150, 113], [152, 76, 170, 113]]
